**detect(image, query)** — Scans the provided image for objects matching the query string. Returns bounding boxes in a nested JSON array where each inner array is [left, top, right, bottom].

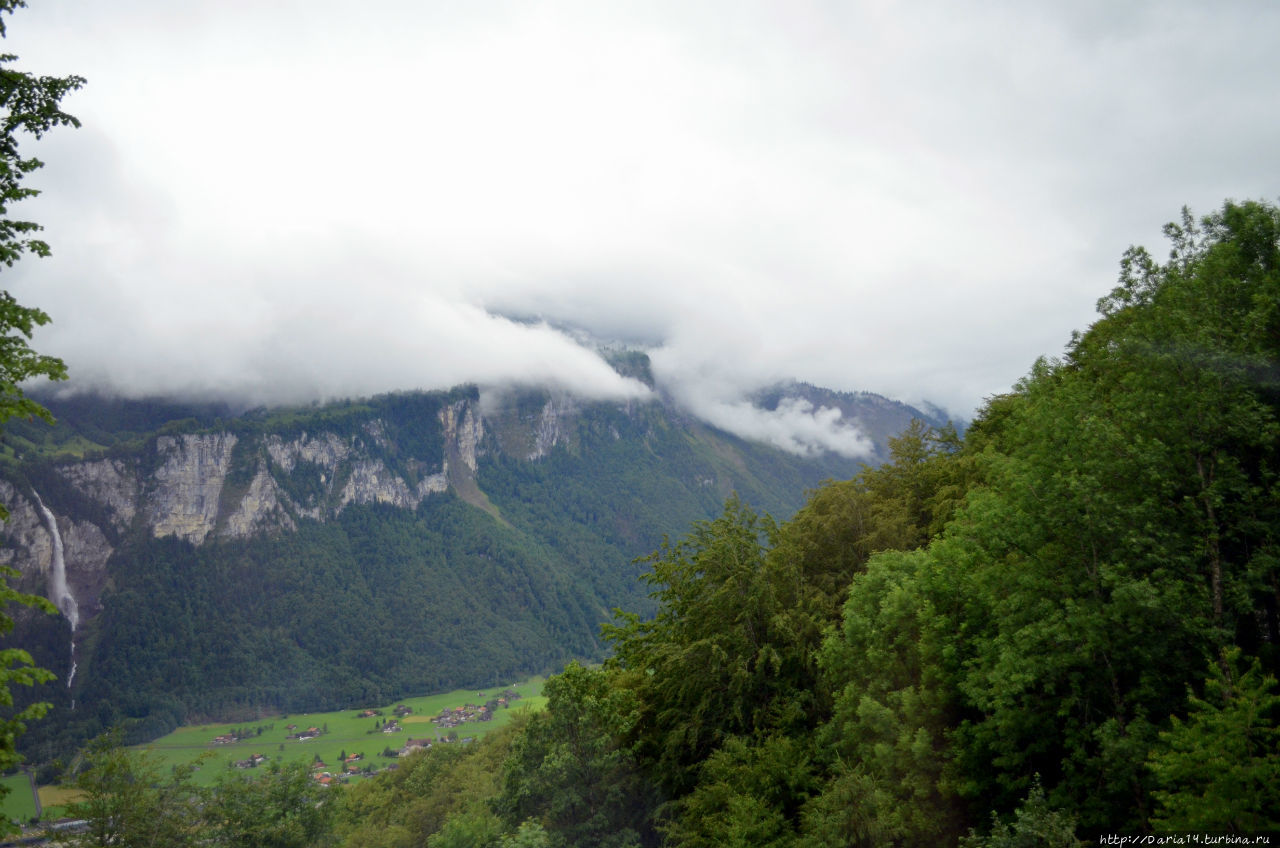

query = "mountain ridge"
[[0, 376, 945, 761]]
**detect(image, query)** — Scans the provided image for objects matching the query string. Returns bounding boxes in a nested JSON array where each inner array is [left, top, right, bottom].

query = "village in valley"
[[205, 687, 527, 786]]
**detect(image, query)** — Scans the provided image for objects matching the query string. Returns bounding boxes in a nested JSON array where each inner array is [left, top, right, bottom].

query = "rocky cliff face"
[[149, 432, 239, 544], [479, 389, 579, 461], [58, 458, 139, 533], [0, 395, 497, 632]]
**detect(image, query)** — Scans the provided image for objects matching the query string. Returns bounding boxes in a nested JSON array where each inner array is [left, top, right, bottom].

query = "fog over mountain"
[[5, 0, 1279, 455]]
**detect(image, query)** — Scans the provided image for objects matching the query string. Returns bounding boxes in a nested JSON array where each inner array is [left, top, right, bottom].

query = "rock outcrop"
[[338, 459, 418, 510], [221, 463, 297, 538], [530, 397, 572, 460]]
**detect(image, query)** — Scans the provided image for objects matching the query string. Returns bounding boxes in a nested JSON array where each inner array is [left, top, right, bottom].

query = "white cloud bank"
[[4, 0, 1279, 454]]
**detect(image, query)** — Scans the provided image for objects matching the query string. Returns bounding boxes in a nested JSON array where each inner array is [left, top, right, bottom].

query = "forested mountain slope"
[[0, 375, 937, 760]]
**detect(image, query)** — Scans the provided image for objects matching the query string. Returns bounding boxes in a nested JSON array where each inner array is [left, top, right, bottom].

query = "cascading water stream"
[[32, 491, 79, 693]]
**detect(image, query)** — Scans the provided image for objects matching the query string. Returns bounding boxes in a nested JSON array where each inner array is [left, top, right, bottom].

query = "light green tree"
[[52, 732, 202, 848], [205, 761, 335, 848], [1148, 648, 1280, 832], [959, 779, 1082, 848], [500, 819, 550, 848]]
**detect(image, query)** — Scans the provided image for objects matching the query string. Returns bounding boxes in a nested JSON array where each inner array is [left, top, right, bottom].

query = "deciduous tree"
[[0, 0, 79, 430], [53, 732, 202, 848], [0, 0, 81, 821]]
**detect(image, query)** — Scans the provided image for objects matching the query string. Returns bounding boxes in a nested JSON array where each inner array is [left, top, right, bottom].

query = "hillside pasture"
[[137, 678, 545, 786]]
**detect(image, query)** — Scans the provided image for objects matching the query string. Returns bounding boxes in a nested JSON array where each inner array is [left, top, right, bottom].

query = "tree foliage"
[[513, 200, 1280, 844], [603, 497, 782, 796], [943, 202, 1280, 830], [958, 779, 1083, 848], [331, 724, 520, 848], [1147, 647, 1280, 832], [0, 0, 79, 824], [206, 761, 335, 848], [498, 662, 655, 848], [52, 732, 203, 848], [0, 0, 79, 431], [54, 733, 333, 848]]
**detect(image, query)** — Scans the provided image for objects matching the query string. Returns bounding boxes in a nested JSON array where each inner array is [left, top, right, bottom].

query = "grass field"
[[1, 677, 546, 823], [0, 774, 36, 825]]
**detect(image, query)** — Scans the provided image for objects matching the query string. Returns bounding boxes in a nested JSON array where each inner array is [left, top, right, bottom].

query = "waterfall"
[[32, 491, 79, 689]]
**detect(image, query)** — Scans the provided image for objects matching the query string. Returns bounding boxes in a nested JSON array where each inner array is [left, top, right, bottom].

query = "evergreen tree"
[[1148, 648, 1280, 832]]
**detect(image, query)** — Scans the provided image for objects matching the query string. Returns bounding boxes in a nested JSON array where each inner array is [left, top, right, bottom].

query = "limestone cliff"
[[0, 395, 496, 633], [149, 432, 238, 544], [479, 388, 580, 461], [57, 458, 139, 533], [221, 463, 297, 538], [530, 397, 574, 460]]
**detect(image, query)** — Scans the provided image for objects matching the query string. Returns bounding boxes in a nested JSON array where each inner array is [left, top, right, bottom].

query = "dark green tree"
[[498, 662, 656, 848], [664, 734, 815, 848], [603, 497, 780, 797], [803, 200, 1280, 840], [948, 202, 1280, 828], [807, 547, 969, 847]]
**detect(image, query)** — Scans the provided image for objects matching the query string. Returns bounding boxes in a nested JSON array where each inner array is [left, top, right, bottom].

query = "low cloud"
[[6, 0, 1279, 442], [685, 395, 873, 459]]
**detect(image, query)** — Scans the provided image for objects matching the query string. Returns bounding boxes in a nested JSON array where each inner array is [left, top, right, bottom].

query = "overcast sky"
[[5, 0, 1279, 455]]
